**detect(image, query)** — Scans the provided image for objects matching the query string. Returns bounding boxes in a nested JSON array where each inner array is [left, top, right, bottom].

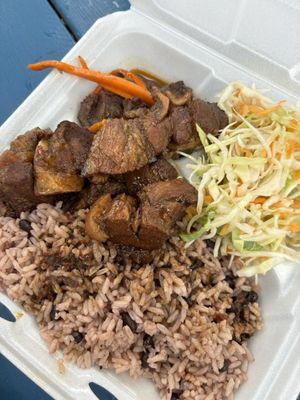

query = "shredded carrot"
[[246, 105, 264, 114], [286, 140, 300, 158], [278, 211, 294, 218], [204, 195, 213, 204], [261, 149, 267, 158], [254, 101, 285, 116], [286, 142, 292, 159], [289, 140, 300, 151], [237, 103, 264, 116], [219, 224, 231, 236], [252, 196, 268, 205], [288, 222, 300, 233], [271, 201, 286, 209], [271, 202, 281, 209], [78, 56, 88, 69], [28, 60, 154, 105], [88, 119, 107, 133], [287, 118, 298, 132], [270, 140, 276, 156], [237, 104, 251, 116], [293, 200, 300, 208], [294, 171, 300, 180], [238, 100, 285, 117]]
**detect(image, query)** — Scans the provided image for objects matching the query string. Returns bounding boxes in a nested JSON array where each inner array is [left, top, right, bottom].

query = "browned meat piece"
[[138, 200, 183, 249], [169, 106, 195, 145], [0, 161, 35, 214], [68, 180, 126, 211], [0, 128, 55, 216], [34, 121, 93, 195], [163, 81, 193, 106], [82, 118, 155, 176], [189, 99, 228, 136], [137, 179, 197, 250], [83, 89, 174, 177], [123, 97, 148, 119], [142, 116, 172, 154], [85, 194, 112, 241], [0, 149, 19, 168], [34, 139, 83, 195], [55, 121, 93, 171], [0, 201, 7, 217], [0, 161, 53, 216], [98, 194, 140, 247], [78, 90, 123, 127], [165, 99, 228, 155], [88, 192, 156, 249], [89, 173, 108, 184], [123, 159, 178, 195], [139, 179, 197, 206], [85, 193, 127, 243], [123, 88, 170, 122], [86, 178, 196, 250], [9, 127, 52, 162]]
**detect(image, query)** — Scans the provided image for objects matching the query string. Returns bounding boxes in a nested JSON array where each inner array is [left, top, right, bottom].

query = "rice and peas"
[[0, 202, 261, 400]]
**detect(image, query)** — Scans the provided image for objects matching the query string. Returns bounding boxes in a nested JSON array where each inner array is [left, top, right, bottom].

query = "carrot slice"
[[78, 56, 88, 69], [110, 68, 146, 89], [93, 86, 102, 94], [76, 59, 146, 93], [92, 68, 146, 95], [77, 57, 102, 93], [28, 60, 154, 105]]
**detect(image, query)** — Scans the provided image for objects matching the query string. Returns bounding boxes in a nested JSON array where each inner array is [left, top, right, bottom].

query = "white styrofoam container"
[[0, 1, 300, 399]]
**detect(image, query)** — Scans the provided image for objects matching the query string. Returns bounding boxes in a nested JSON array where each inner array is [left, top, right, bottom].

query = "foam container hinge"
[[0, 1, 299, 399]]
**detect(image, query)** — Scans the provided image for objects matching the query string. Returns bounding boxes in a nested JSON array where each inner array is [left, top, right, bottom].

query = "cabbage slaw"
[[182, 82, 300, 276]]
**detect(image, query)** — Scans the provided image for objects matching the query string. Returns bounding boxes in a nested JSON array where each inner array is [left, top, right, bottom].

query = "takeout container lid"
[[0, 1, 299, 399], [133, 0, 300, 100]]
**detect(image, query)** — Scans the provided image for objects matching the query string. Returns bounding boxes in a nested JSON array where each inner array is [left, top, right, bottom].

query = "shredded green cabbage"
[[182, 82, 300, 276]]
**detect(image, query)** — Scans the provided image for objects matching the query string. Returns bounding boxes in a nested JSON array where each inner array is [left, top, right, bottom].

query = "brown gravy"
[[130, 68, 168, 87]]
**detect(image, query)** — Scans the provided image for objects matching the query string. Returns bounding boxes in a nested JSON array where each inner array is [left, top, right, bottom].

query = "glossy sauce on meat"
[[0, 72, 228, 253]]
